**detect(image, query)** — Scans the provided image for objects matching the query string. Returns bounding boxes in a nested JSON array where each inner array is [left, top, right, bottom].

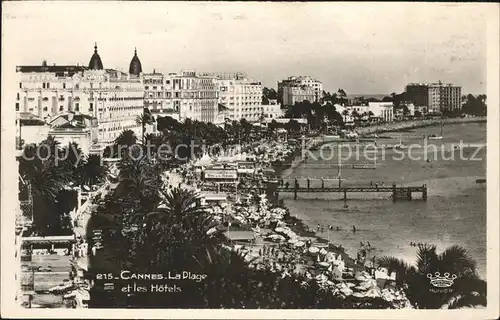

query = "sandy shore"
[[357, 117, 486, 135]]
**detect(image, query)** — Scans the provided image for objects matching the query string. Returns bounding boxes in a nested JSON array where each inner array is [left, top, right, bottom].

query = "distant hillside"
[[346, 94, 387, 100]]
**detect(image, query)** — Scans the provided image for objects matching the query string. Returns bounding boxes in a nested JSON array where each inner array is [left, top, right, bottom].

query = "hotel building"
[[278, 76, 323, 106], [15, 44, 144, 147], [211, 72, 263, 122], [142, 70, 219, 123], [405, 82, 462, 114]]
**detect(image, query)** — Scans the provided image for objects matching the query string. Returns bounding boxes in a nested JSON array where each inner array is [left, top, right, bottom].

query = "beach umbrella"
[[309, 246, 319, 254], [315, 274, 328, 282], [355, 271, 372, 282], [275, 227, 285, 233], [288, 238, 298, 244], [267, 234, 285, 241], [294, 241, 305, 247], [340, 287, 353, 296], [365, 287, 382, 298], [318, 261, 330, 268], [325, 252, 336, 262]]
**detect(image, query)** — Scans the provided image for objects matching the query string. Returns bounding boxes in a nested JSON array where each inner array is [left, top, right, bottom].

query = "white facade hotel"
[[211, 72, 263, 122], [15, 44, 144, 147], [142, 70, 219, 123]]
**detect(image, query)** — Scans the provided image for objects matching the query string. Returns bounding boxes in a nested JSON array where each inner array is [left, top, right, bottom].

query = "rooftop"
[[16, 65, 88, 76], [407, 82, 460, 87]]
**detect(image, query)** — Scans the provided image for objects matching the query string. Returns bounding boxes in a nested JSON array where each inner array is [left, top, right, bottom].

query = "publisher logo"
[[427, 272, 457, 288]]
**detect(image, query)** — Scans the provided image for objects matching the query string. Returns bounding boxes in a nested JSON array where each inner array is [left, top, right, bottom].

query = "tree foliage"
[[377, 244, 486, 309]]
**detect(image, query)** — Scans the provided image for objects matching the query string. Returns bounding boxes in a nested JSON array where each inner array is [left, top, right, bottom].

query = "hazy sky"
[[3, 2, 493, 94]]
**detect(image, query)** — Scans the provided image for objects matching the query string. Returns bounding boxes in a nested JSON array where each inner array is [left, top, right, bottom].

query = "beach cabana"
[[223, 230, 255, 243]]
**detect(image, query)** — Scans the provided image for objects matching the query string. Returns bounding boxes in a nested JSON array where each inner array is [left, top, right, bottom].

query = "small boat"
[[428, 121, 444, 140], [394, 134, 407, 149], [428, 134, 443, 140]]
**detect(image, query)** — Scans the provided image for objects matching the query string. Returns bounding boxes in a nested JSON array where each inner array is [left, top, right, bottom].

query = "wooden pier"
[[238, 182, 428, 201]]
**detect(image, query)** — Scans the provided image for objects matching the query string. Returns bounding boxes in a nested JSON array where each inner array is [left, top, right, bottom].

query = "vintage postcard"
[[1, 1, 499, 319]]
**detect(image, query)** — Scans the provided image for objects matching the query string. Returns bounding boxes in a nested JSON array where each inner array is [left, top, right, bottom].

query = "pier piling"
[[392, 183, 397, 202]]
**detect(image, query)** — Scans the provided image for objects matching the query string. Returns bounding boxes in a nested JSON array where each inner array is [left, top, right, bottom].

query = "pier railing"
[[236, 183, 428, 201]]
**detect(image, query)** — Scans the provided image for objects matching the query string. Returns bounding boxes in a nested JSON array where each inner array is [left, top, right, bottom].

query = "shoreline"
[[272, 117, 486, 272], [356, 117, 486, 135]]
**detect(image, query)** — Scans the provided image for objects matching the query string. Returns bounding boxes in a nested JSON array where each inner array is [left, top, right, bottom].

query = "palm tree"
[[342, 110, 349, 124], [116, 151, 160, 207], [377, 244, 486, 309], [337, 88, 347, 105], [76, 154, 109, 187], [136, 110, 155, 144], [19, 141, 73, 233], [114, 129, 138, 148], [145, 188, 220, 246], [351, 110, 359, 122]]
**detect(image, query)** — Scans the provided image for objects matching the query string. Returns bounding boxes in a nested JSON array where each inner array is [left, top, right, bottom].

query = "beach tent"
[[196, 153, 212, 166]]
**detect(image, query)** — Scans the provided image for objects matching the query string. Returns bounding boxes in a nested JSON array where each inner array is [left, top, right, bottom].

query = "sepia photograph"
[[1, 1, 499, 319]]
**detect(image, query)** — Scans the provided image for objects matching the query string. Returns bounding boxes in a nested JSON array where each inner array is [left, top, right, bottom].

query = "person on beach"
[[352, 225, 357, 233], [336, 226, 340, 231]]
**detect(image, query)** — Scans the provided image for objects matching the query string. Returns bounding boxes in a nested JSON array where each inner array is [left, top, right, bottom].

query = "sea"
[[280, 122, 487, 279]]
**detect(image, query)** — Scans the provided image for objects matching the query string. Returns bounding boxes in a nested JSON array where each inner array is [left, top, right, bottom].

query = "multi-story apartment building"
[[405, 82, 462, 114], [281, 85, 317, 107], [278, 76, 323, 106], [142, 70, 219, 123], [15, 44, 144, 146], [205, 72, 263, 122]]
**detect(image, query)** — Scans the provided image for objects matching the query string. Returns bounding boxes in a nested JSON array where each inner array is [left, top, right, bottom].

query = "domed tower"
[[129, 47, 142, 76], [88, 42, 103, 70]]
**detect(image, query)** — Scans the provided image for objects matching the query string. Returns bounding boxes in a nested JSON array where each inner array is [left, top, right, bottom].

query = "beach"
[[280, 121, 487, 278]]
